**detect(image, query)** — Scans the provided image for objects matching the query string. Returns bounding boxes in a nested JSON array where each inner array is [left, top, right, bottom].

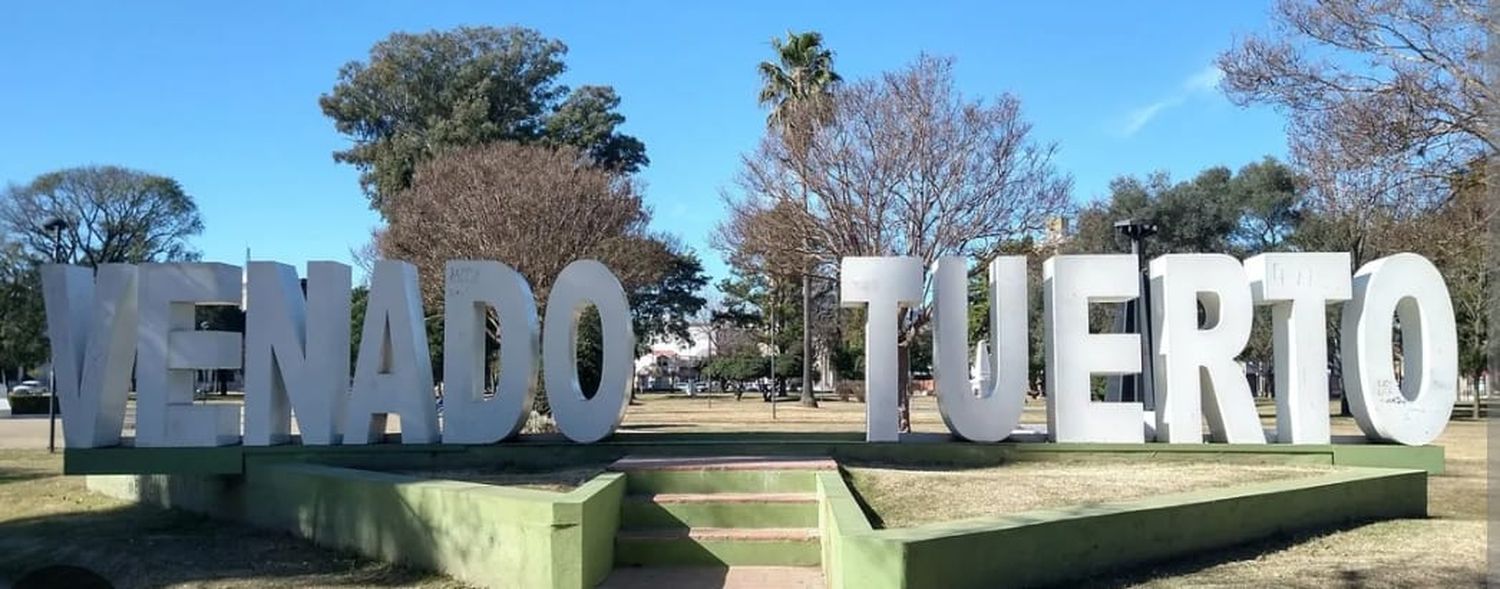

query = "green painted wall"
[[67, 437, 1446, 476], [88, 466, 624, 589], [82, 444, 1434, 589], [820, 467, 1427, 589]]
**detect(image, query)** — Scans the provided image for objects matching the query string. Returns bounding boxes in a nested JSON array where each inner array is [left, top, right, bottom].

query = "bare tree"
[[721, 54, 1073, 428], [0, 166, 203, 265], [1220, 0, 1498, 411], [380, 141, 668, 307], [1219, 0, 1496, 259]]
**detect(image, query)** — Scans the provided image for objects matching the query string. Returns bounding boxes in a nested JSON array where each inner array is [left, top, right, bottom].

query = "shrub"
[[7, 394, 58, 415]]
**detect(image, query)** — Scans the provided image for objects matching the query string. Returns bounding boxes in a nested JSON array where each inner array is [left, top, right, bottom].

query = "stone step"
[[610, 456, 835, 494], [621, 492, 819, 529], [598, 565, 826, 589], [614, 527, 821, 567]]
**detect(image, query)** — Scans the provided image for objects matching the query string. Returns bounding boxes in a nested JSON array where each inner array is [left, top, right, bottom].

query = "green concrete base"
[[818, 467, 1428, 589], [78, 438, 1438, 588], [65, 435, 1447, 476], [88, 465, 624, 589], [623, 470, 820, 494], [621, 495, 818, 529], [614, 531, 822, 566]]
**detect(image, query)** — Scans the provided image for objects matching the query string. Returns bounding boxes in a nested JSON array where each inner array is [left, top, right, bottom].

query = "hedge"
[[7, 395, 58, 415]]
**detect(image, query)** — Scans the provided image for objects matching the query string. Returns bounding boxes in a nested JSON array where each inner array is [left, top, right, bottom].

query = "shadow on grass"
[[1066, 519, 1487, 589], [0, 468, 55, 486], [0, 495, 458, 588]]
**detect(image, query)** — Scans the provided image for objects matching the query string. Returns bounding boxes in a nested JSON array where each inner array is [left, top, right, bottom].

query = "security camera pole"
[[1113, 218, 1158, 409]]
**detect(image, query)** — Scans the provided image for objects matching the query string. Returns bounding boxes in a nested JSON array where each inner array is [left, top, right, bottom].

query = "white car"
[[9, 380, 48, 396]]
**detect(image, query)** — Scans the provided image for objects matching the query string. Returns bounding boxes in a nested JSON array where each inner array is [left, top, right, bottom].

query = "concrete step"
[[614, 527, 821, 567], [621, 492, 818, 529], [610, 456, 835, 494], [599, 566, 825, 589]]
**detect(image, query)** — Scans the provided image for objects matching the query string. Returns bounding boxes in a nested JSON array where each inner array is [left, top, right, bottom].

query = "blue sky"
[[0, 1, 1289, 283]]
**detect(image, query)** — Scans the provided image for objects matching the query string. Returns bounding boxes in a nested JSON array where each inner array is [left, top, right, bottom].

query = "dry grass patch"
[[1124, 417, 1487, 587], [1117, 519, 1485, 588], [618, 392, 1034, 434], [846, 460, 1334, 528], [0, 450, 468, 588]]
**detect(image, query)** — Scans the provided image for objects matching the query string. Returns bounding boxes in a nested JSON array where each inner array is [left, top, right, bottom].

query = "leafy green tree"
[[702, 345, 768, 400], [1069, 157, 1305, 397], [629, 250, 709, 356], [321, 26, 648, 212], [713, 270, 804, 401], [0, 240, 46, 382]]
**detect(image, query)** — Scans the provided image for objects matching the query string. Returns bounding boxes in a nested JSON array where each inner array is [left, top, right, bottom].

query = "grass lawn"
[[846, 461, 1336, 528]]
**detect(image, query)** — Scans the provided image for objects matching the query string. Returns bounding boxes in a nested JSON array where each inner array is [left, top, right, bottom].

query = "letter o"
[[1341, 253, 1457, 445], [543, 260, 635, 443]]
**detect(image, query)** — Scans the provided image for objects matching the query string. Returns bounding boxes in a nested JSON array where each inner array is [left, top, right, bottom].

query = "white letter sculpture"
[[1341, 253, 1457, 445], [1044, 255, 1145, 443], [543, 260, 634, 443], [1246, 253, 1351, 443], [933, 256, 1027, 442], [244, 262, 352, 446], [443, 261, 540, 444], [40, 265, 138, 448], [343, 261, 440, 444], [136, 263, 244, 447], [1149, 254, 1264, 443], [841, 257, 923, 442]]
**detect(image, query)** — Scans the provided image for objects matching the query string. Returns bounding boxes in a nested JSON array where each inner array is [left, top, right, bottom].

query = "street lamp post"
[[42, 217, 69, 453], [1113, 219, 1158, 409]]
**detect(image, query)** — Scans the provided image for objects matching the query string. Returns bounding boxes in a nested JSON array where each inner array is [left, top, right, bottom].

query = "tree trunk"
[[800, 272, 818, 407], [897, 326, 911, 434]]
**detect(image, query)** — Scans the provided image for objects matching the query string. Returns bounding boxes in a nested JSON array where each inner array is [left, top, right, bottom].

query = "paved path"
[[0, 415, 61, 449], [600, 566, 824, 588]]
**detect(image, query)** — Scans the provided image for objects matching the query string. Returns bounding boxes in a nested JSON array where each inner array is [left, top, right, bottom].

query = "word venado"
[[41, 252, 1456, 449]]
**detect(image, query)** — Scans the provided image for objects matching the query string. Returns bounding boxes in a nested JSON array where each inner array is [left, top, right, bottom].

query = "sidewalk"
[[0, 415, 61, 449]]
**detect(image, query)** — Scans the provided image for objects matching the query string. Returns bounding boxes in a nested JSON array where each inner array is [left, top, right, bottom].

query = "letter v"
[[41, 264, 138, 449]]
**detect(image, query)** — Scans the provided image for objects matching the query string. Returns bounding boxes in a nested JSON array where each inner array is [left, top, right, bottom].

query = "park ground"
[[0, 394, 1487, 588]]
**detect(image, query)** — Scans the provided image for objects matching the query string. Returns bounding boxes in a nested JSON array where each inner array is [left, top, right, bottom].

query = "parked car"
[[9, 380, 48, 396], [673, 381, 709, 394]]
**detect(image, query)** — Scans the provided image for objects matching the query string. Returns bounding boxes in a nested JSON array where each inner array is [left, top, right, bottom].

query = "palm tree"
[[757, 30, 840, 408], [758, 31, 842, 134]]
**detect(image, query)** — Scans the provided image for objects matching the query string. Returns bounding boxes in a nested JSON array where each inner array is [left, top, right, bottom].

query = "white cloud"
[[1182, 65, 1225, 93], [1122, 97, 1185, 136], [1116, 65, 1224, 137]]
